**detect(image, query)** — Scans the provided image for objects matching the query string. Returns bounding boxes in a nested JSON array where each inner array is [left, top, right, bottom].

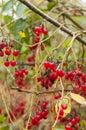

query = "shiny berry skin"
[[71, 118, 76, 125], [4, 61, 10, 67], [41, 101, 48, 109], [35, 26, 41, 32], [49, 62, 56, 70], [5, 48, 11, 55], [0, 42, 6, 49], [75, 116, 80, 123], [56, 69, 64, 77], [59, 108, 64, 116], [65, 125, 72, 130], [0, 51, 4, 57], [81, 85, 86, 91], [27, 124, 32, 129], [10, 60, 16, 66], [61, 103, 67, 110], [54, 93, 61, 99], [42, 29, 48, 35], [48, 80, 52, 87], [44, 61, 50, 68], [13, 50, 19, 56]]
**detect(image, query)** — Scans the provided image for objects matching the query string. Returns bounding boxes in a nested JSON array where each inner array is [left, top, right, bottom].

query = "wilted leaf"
[[70, 93, 86, 105]]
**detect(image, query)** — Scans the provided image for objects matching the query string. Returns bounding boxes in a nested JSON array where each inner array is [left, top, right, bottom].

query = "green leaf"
[[20, 45, 28, 53], [0, 125, 9, 130], [71, 15, 86, 23], [16, 3, 27, 17], [29, 70, 35, 76], [4, 15, 12, 24], [64, 39, 71, 47], [12, 19, 26, 40], [0, 114, 6, 123], [47, 0, 58, 10], [2, 0, 13, 12]]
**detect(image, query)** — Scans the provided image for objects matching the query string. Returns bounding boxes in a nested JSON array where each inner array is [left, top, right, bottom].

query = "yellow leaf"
[[18, 31, 26, 38], [70, 93, 86, 105], [55, 96, 71, 117]]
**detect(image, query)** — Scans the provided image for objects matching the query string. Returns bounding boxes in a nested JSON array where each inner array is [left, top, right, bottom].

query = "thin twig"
[[56, 7, 84, 30], [11, 87, 73, 95], [17, 0, 86, 45]]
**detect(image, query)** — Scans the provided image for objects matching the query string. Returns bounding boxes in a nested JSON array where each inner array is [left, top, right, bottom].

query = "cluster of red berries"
[[28, 25, 48, 63], [58, 103, 68, 117], [0, 41, 19, 67], [14, 68, 28, 88], [59, 111, 80, 130], [27, 100, 49, 129], [29, 25, 48, 50], [9, 101, 25, 121], [4, 60, 17, 67], [65, 68, 86, 95], [38, 61, 64, 89]]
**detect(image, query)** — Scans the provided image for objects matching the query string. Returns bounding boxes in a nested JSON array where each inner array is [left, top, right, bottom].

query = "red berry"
[[1, 42, 6, 49], [71, 118, 76, 125], [5, 48, 11, 55], [27, 53, 35, 62], [81, 85, 86, 91], [37, 77, 41, 82], [35, 27, 41, 32], [75, 116, 80, 123], [65, 125, 72, 130], [59, 108, 64, 116], [27, 124, 32, 129], [36, 115, 41, 121], [4, 61, 10, 67], [13, 50, 19, 56], [48, 80, 52, 87], [61, 103, 67, 110], [56, 69, 64, 77], [42, 29, 48, 35], [14, 70, 19, 77], [19, 101, 25, 106], [0, 51, 4, 57], [49, 72, 57, 80], [44, 61, 50, 68], [41, 101, 48, 109], [10, 60, 16, 66], [49, 62, 56, 70], [54, 93, 61, 99]]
